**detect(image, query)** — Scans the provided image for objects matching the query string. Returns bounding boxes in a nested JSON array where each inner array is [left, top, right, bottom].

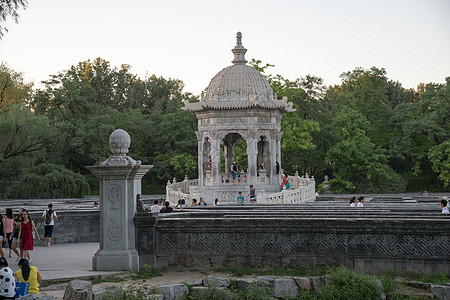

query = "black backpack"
[[44, 209, 53, 225]]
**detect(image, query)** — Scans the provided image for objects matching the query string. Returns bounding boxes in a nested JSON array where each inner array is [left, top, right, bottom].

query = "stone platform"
[[135, 194, 450, 275]]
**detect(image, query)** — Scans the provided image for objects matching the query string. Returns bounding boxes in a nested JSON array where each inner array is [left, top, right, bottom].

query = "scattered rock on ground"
[[157, 283, 189, 300], [406, 281, 432, 291], [63, 280, 93, 300], [203, 275, 230, 287], [92, 285, 121, 300], [274, 278, 298, 299], [293, 277, 311, 291], [431, 285, 450, 300]]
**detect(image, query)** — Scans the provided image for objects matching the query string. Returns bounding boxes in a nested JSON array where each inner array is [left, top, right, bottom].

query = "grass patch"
[[381, 270, 449, 285], [130, 265, 164, 280], [214, 264, 329, 277], [89, 275, 127, 285]]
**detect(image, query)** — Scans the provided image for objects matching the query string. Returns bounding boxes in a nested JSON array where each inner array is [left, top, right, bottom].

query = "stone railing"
[[167, 176, 199, 193], [166, 177, 200, 204], [287, 171, 315, 189], [220, 172, 247, 185], [258, 172, 316, 204]]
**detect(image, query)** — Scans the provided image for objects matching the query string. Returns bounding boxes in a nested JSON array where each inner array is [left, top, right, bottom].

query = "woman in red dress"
[[18, 210, 40, 262]]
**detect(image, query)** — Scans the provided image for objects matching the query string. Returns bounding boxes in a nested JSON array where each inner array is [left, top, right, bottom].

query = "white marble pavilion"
[[167, 32, 315, 204]]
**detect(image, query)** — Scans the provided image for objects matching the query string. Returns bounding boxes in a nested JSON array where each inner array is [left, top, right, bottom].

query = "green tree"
[[0, 104, 55, 196], [0, 62, 33, 110], [390, 78, 449, 191], [0, 0, 27, 39], [326, 107, 406, 193], [7, 163, 90, 199]]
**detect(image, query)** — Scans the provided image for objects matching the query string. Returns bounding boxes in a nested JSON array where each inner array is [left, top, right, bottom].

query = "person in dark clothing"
[[159, 201, 182, 213]]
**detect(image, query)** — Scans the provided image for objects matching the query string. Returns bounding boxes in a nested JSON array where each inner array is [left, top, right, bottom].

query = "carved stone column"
[[269, 134, 278, 185], [276, 132, 283, 185], [87, 129, 152, 272], [196, 131, 204, 186], [245, 129, 258, 186], [210, 131, 221, 185]]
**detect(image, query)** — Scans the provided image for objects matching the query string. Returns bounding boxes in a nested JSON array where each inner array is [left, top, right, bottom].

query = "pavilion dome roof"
[[183, 32, 295, 113]]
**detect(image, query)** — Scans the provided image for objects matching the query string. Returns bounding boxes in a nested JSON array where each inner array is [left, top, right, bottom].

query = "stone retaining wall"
[[135, 209, 450, 275], [30, 211, 99, 244]]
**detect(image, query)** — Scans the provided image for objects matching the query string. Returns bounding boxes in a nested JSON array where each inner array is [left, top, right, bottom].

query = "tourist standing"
[[12, 209, 23, 262], [42, 203, 57, 247], [0, 257, 15, 299], [18, 210, 39, 262], [15, 259, 42, 297], [230, 161, 240, 185], [0, 213, 6, 258], [248, 185, 256, 204], [4, 209, 15, 258]]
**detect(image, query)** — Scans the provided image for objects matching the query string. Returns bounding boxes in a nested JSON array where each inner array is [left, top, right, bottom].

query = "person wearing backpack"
[[41, 204, 57, 247]]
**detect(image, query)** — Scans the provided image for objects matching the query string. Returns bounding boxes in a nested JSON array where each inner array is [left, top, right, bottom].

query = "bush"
[[316, 267, 383, 300], [7, 163, 90, 198]]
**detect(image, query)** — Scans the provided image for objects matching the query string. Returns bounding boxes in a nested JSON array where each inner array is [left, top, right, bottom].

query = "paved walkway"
[[8, 242, 118, 281]]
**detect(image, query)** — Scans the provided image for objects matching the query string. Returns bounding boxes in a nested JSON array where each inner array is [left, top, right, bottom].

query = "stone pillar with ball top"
[[87, 129, 152, 271]]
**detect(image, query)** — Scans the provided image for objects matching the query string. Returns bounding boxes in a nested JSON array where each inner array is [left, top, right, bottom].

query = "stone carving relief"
[[108, 185, 120, 210], [108, 217, 120, 241], [158, 231, 449, 258], [195, 131, 203, 142]]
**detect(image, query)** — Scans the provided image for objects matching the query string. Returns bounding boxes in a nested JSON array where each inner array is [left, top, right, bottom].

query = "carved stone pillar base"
[[93, 249, 139, 271]]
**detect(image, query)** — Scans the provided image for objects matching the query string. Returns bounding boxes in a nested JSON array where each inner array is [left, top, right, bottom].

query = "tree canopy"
[[0, 58, 448, 198], [0, 0, 28, 39]]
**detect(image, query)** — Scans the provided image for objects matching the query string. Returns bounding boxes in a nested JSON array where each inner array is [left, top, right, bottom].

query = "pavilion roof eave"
[[182, 99, 296, 113]]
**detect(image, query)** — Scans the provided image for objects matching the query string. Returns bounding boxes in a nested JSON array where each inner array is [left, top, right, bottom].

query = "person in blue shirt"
[[237, 192, 244, 205]]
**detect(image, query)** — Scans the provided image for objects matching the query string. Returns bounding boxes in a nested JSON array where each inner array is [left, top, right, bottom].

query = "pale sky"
[[1, 0, 449, 95]]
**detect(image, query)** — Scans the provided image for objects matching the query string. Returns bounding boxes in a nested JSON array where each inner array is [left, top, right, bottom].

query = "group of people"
[[0, 257, 42, 299], [349, 196, 365, 207], [0, 204, 55, 298], [237, 185, 257, 205]]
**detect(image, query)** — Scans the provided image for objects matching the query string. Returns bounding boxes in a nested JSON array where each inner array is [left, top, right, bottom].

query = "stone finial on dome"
[[232, 32, 247, 65]]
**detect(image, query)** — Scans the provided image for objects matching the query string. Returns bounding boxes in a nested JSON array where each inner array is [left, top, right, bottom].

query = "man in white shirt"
[[42, 203, 57, 247], [151, 200, 162, 213]]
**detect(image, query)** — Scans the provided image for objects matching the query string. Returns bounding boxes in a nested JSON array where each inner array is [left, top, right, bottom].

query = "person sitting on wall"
[[150, 200, 161, 212], [230, 161, 240, 185], [159, 201, 182, 213], [357, 196, 365, 207], [349, 197, 356, 207], [191, 199, 198, 207], [281, 174, 287, 190], [175, 199, 182, 208], [198, 197, 207, 206], [181, 199, 187, 208], [237, 192, 244, 205], [440, 199, 449, 214]]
